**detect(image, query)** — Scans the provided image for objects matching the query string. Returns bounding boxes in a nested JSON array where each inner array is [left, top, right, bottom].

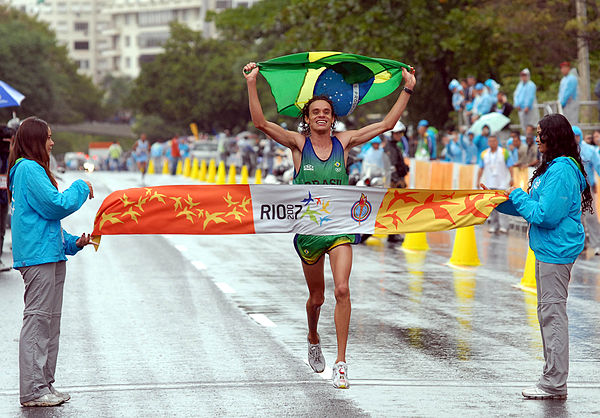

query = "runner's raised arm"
[[243, 62, 304, 151], [337, 67, 416, 149]]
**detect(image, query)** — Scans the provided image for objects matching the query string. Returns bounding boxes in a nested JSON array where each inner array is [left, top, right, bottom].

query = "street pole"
[[576, 0, 591, 121]]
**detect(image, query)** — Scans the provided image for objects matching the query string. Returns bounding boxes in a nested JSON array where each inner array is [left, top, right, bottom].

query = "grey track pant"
[[19, 261, 66, 404], [535, 260, 572, 395]]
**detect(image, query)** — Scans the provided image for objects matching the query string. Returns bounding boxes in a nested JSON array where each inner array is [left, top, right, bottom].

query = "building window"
[[216, 0, 232, 8], [74, 41, 89, 50], [138, 32, 169, 48], [125, 57, 131, 68], [139, 54, 157, 65], [138, 10, 174, 27], [237, 1, 249, 7], [77, 60, 90, 70], [74, 22, 88, 31], [56, 21, 69, 32], [125, 36, 130, 47], [57, 2, 67, 13]]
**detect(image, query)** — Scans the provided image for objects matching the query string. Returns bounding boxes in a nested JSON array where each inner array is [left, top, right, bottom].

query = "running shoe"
[[21, 393, 64, 407], [50, 385, 70, 402], [307, 336, 325, 373], [522, 386, 567, 400], [332, 361, 349, 389]]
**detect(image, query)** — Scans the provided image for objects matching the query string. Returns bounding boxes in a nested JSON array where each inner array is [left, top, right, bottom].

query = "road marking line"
[[215, 282, 235, 294], [191, 261, 206, 270], [249, 313, 276, 327], [175, 245, 188, 252]]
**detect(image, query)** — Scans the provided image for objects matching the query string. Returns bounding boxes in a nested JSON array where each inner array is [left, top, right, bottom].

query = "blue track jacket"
[[496, 157, 586, 264], [9, 159, 90, 268]]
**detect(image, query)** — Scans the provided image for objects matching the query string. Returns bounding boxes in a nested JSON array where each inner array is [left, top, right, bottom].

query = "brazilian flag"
[[257, 51, 412, 117]]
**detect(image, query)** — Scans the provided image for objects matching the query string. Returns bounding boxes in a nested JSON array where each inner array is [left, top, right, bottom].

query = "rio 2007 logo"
[[350, 193, 371, 224]]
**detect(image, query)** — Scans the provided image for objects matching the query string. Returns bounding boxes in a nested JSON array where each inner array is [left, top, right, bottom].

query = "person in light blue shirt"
[[472, 83, 494, 118], [494, 114, 592, 400], [8, 117, 95, 407], [461, 131, 478, 164], [558, 61, 579, 124], [448, 79, 464, 112], [514, 68, 538, 131], [443, 130, 464, 163], [573, 125, 600, 254], [473, 125, 490, 162]]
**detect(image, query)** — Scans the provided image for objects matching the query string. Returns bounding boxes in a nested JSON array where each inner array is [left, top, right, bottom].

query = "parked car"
[[190, 141, 219, 163]]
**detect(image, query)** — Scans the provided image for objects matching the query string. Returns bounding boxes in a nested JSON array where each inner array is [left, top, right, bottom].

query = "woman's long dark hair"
[[529, 113, 593, 213], [298, 95, 337, 136], [8, 117, 58, 200]]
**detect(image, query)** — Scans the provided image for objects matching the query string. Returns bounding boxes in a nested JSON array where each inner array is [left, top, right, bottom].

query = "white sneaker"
[[488, 227, 497, 233], [332, 361, 349, 389], [594, 247, 600, 256], [522, 386, 567, 400], [307, 336, 325, 373], [21, 393, 65, 407], [499, 227, 508, 234], [50, 385, 70, 402]]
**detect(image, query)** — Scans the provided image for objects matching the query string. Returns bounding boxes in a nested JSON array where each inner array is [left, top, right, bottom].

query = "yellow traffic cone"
[[401, 232, 429, 251], [227, 164, 237, 184], [254, 168, 263, 184], [206, 159, 216, 183], [240, 165, 249, 184], [147, 159, 155, 174], [183, 158, 191, 177], [216, 161, 226, 184], [175, 160, 183, 175], [190, 158, 199, 179], [448, 226, 481, 267], [516, 248, 537, 294], [198, 160, 207, 181], [162, 159, 170, 175]]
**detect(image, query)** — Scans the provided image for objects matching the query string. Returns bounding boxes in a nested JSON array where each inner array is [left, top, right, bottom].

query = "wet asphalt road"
[[1, 170, 599, 417]]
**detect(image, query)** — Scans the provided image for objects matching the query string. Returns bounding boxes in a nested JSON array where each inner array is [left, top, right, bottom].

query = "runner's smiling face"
[[305, 100, 334, 135]]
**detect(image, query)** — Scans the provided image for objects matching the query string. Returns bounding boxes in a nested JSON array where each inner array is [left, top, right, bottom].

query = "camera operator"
[[0, 125, 13, 271]]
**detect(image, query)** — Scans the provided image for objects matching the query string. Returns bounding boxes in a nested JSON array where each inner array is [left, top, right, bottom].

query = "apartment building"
[[6, 0, 110, 83], [5, 0, 260, 81]]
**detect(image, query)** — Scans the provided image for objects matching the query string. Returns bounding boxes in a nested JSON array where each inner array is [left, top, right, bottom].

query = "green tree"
[[128, 22, 252, 134], [214, 0, 600, 129], [0, 6, 104, 123]]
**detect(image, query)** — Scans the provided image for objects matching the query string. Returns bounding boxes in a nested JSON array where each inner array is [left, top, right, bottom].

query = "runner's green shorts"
[[293, 233, 361, 265]]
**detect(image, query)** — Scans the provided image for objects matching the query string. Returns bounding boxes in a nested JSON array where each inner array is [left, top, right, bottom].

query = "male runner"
[[243, 61, 416, 388]]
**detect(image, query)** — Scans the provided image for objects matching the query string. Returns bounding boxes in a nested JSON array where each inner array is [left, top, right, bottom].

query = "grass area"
[[52, 131, 137, 156]]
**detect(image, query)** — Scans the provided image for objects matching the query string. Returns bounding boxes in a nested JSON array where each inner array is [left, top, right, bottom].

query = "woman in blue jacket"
[[493, 113, 592, 400], [8, 117, 95, 407]]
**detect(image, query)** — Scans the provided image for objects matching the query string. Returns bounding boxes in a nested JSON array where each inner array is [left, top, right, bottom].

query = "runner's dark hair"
[[299, 95, 337, 136], [529, 113, 593, 213]]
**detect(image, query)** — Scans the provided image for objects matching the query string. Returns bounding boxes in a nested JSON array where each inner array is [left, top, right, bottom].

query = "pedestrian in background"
[[514, 68, 538, 132], [477, 134, 512, 233], [8, 117, 95, 407], [573, 125, 600, 255], [0, 125, 14, 272], [558, 61, 579, 125], [495, 113, 591, 400]]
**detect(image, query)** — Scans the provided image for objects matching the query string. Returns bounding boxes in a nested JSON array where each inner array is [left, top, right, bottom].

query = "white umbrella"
[[469, 113, 510, 136]]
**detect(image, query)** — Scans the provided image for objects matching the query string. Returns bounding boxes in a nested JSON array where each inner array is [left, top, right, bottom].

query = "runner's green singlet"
[[293, 136, 359, 265]]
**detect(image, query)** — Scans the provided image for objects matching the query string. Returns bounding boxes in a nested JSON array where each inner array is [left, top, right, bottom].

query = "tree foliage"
[[128, 22, 253, 134], [0, 6, 104, 124], [132, 0, 600, 132]]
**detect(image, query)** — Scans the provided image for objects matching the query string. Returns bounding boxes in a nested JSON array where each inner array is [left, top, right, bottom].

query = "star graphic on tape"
[[407, 194, 459, 225], [99, 212, 124, 229]]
